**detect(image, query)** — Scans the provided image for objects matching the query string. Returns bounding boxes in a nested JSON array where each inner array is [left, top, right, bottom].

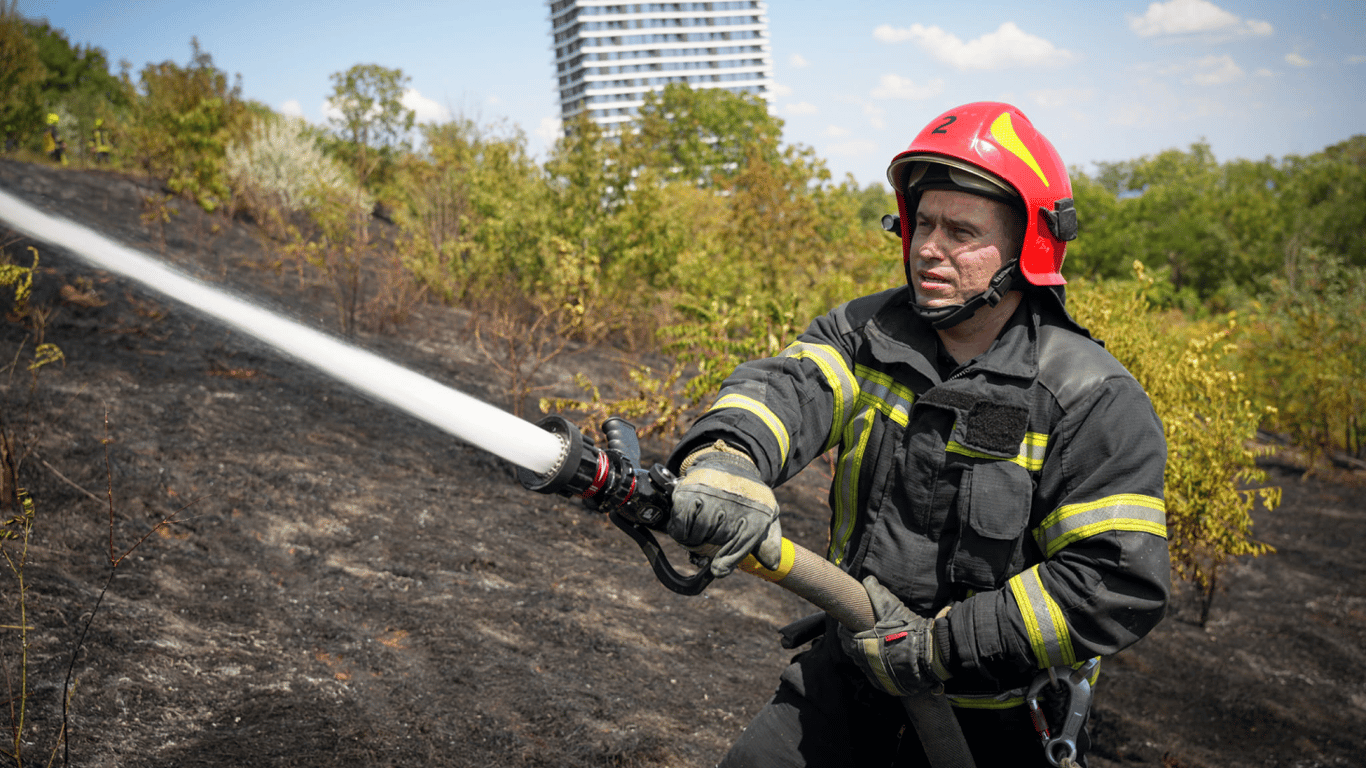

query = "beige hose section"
[[738, 538, 978, 768], [738, 538, 875, 631]]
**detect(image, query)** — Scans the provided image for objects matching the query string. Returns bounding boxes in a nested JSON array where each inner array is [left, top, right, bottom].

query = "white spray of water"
[[0, 188, 565, 476]]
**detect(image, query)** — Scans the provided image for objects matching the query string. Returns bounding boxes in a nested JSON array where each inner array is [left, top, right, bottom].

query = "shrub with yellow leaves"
[[1069, 262, 1280, 624]]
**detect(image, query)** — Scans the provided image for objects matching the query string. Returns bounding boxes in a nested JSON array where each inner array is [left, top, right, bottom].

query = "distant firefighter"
[[90, 118, 111, 164], [43, 113, 66, 165]]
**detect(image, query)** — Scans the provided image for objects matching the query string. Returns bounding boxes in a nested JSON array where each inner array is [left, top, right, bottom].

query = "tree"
[[326, 64, 414, 192], [20, 15, 129, 161], [621, 83, 783, 189], [128, 38, 253, 211], [0, 3, 44, 151], [396, 117, 547, 303]]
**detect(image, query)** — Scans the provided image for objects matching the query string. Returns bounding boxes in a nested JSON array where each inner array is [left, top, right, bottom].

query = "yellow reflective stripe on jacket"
[[945, 431, 1049, 470], [827, 366, 916, 564], [780, 341, 858, 452], [829, 408, 876, 565], [1009, 564, 1076, 669], [710, 393, 791, 469], [947, 658, 1100, 709], [1034, 494, 1167, 559], [853, 365, 914, 427]]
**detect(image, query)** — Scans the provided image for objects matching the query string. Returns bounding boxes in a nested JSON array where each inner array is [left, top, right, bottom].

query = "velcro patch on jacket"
[[965, 401, 1029, 455]]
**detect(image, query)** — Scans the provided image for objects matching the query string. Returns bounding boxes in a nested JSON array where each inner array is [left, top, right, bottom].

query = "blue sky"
[[18, 0, 1366, 188]]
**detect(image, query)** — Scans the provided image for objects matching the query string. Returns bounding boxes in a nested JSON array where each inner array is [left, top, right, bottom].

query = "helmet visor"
[[901, 156, 1018, 207]]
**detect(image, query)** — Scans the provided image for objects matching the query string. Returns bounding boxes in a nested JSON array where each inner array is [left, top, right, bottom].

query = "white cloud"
[[1128, 0, 1273, 39], [789, 53, 809, 69], [324, 90, 447, 126], [402, 88, 451, 124], [1110, 102, 1157, 127], [873, 22, 1073, 70], [280, 99, 303, 118], [824, 125, 850, 138], [861, 100, 886, 130], [537, 116, 562, 147], [783, 102, 818, 116], [870, 74, 945, 100], [771, 81, 794, 98], [1285, 53, 1311, 67], [1190, 54, 1244, 84], [1029, 88, 1096, 108], [1254, 67, 1275, 77]]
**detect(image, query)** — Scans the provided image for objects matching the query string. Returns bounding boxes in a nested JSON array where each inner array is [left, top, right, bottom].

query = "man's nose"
[[917, 230, 944, 260]]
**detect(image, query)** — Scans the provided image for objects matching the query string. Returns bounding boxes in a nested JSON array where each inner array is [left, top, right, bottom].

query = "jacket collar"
[[865, 288, 1043, 384]]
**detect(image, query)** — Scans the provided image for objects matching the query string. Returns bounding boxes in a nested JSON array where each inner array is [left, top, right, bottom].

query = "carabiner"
[[1025, 657, 1098, 768]]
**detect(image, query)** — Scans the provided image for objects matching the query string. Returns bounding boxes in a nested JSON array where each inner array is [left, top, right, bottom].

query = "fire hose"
[[519, 415, 977, 768]]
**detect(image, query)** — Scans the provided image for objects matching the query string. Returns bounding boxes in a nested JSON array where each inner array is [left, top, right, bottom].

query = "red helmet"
[[886, 102, 1076, 287]]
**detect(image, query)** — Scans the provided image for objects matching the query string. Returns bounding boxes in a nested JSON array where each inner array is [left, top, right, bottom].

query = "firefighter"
[[90, 118, 112, 164], [664, 102, 1170, 767], [42, 112, 60, 162]]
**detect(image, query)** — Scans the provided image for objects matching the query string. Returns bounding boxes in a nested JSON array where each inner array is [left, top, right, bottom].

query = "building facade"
[[548, 1, 773, 133]]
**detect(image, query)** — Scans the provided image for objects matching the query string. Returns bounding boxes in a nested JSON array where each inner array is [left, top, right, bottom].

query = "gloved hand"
[[838, 575, 953, 697], [668, 440, 782, 577]]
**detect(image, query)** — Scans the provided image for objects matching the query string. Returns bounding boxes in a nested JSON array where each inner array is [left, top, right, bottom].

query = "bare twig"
[[57, 414, 196, 767], [37, 460, 103, 506]]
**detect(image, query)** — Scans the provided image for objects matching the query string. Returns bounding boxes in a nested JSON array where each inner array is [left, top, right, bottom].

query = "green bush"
[[226, 114, 368, 215], [1069, 264, 1279, 623], [1236, 248, 1366, 463], [127, 38, 254, 212]]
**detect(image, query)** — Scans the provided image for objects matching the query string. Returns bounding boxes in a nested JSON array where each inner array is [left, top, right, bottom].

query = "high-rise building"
[[548, 1, 773, 133]]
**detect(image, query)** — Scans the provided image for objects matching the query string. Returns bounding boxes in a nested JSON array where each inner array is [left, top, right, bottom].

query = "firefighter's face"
[[909, 190, 1019, 308]]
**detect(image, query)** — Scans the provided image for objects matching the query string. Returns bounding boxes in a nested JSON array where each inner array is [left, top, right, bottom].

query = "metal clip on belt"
[[1026, 657, 1099, 768]]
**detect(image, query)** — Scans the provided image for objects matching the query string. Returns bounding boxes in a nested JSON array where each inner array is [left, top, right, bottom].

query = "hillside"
[[0, 158, 1363, 767]]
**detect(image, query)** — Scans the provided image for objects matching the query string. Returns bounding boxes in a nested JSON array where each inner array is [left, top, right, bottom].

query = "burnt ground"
[[0, 158, 1363, 768]]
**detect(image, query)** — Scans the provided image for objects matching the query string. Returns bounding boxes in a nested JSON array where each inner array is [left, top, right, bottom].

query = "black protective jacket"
[[669, 286, 1171, 706]]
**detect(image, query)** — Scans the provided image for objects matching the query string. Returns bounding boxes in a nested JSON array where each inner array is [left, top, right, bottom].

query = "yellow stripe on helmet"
[[990, 112, 1049, 188]]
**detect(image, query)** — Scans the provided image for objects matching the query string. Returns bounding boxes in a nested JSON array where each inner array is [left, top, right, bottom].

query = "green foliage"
[[327, 63, 415, 191], [622, 83, 783, 188], [1235, 248, 1366, 463], [0, 6, 45, 150], [394, 118, 547, 305], [1069, 264, 1279, 621], [541, 366, 692, 443], [1069, 136, 1365, 308], [1279, 136, 1366, 270], [128, 38, 252, 211], [663, 294, 804, 408], [280, 183, 375, 337]]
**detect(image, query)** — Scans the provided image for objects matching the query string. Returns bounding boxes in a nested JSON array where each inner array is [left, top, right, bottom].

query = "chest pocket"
[[950, 460, 1034, 589], [940, 396, 1036, 591]]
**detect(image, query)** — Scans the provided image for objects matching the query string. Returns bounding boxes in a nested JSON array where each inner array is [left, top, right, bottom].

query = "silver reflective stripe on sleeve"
[[1008, 564, 1076, 669], [780, 341, 858, 452], [710, 393, 792, 471], [1033, 493, 1167, 559]]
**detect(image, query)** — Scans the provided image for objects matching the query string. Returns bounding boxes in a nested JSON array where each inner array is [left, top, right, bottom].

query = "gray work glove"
[[668, 441, 782, 578], [838, 575, 953, 697]]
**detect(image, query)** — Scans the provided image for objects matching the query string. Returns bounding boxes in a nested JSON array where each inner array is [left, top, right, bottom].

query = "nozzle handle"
[[603, 416, 641, 463]]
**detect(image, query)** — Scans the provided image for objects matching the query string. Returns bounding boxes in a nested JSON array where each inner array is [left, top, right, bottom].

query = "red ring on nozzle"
[[582, 452, 610, 498]]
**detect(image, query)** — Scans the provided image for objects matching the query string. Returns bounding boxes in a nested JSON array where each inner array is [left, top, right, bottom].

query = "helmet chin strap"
[[907, 261, 1021, 330]]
